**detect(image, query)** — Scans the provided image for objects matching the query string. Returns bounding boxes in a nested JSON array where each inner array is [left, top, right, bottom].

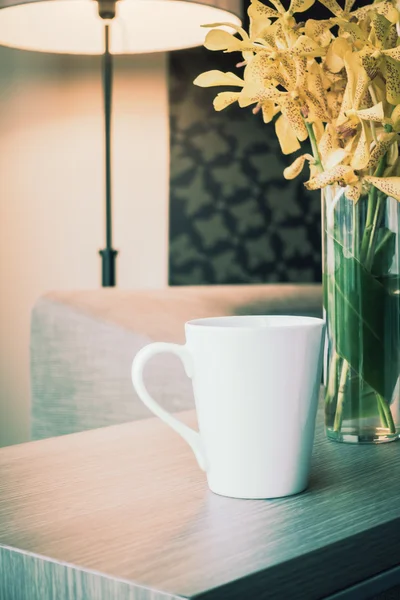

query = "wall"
[[169, 49, 322, 285], [0, 48, 169, 446]]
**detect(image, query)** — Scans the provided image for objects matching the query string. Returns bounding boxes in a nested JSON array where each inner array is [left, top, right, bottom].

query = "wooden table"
[[0, 407, 399, 600]]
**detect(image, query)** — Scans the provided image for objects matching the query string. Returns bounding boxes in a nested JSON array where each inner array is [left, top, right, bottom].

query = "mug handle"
[[132, 342, 207, 471]]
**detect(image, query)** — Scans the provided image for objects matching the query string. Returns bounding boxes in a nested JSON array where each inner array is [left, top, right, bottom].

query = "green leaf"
[[371, 227, 396, 277], [342, 378, 380, 420], [325, 368, 381, 420], [326, 237, 400, 402]]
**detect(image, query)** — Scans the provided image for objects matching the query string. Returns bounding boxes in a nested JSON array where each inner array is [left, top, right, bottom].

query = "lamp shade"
[[0, 0, 242, 54]]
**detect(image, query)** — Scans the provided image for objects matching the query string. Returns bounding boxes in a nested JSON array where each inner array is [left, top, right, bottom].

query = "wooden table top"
[[0, 407, 399, 600]]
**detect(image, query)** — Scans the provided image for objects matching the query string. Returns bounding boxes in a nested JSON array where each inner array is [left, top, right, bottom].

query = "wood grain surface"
[[0, 406, 399, 600], [0, 546, 183, 600]]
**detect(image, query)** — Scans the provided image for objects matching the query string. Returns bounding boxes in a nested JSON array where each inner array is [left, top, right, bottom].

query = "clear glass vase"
[[323, 183, 400, 443]]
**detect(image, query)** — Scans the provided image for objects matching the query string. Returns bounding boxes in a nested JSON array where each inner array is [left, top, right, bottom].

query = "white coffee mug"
[[132, 315, 325, 500]]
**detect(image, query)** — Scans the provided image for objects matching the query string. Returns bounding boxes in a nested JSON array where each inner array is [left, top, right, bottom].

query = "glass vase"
[[323, 183, 400, 443]]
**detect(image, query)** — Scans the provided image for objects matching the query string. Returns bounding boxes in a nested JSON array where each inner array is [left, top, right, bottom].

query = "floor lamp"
[[0, 0, 241, 286]]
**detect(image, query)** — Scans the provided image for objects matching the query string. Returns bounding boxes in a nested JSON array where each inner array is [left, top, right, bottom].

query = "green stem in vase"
[[325, 349, 340, 406], [376, 394, 389, 430], [333, 359, 350, 432], [329, 138, 397, 436], [360, 155, 387, 264], [376, 394, 396, 433], [360, 147, 396, 431], [352, 201, 358, 259], [305, 121, 346, 426], [305, 122, 323, 173], [360, 189, 376, 263], [365, 192, 386, 270], [361, 124, 393, 267]]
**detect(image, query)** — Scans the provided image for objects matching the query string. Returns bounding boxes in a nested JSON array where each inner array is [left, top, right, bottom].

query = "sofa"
[[30, 284, 322, 440]]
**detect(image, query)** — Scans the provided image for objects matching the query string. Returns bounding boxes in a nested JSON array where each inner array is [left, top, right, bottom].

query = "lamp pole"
[[98, 0, 118, 287]]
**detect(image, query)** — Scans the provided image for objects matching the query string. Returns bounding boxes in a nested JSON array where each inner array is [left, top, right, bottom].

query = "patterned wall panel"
[[168, 46, 322, 285]]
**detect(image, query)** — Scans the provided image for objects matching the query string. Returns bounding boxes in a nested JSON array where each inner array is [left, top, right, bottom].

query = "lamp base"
[[99, 248, 118, 287]]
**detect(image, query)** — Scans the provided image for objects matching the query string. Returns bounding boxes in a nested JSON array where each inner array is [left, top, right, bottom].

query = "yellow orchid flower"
[[325, 38, 352, 73], [344, 12, 400, 105], [238, 77, 282, 105], [302, 61, 330, 122], [351, 121, 373, 170], [280, 96, 309, 141], [385, 104, 400, 131], [344, 181, 363, 202], [335, 53, 388, 169], [193, 70, 244, 88], [194, 0, 400, 199], [318, 124, 341, 162], [248, 0, 315, 25], [283, 153, 315, 179], [193, 70, 244, 111], [241, 85, 309, 154], [290, 35, 326, 58], [242, 48, 307, 94], [237, 43, 327, 152], [351, 1, 399, 24], [366, 131, 398, 170], [364, 175, 400, 200], [202, 26, 259, 55], [319, 0, 398, 23], [327, 88, 346, 121], [239, 81, 282, 107], [193, 70, 245, 113], [275, 113, 303, 154], [304, 19, 335, 48], [247, 0, 275, 40], [213, 92, 242, 111], [317, 0, 345, 17], [337, 52, 370, 125], [305, 165, 358, 190], [239, 33, 327, 134]]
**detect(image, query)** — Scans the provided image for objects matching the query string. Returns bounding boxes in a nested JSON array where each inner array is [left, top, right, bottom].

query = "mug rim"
[[186, 315, 325, 330]]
